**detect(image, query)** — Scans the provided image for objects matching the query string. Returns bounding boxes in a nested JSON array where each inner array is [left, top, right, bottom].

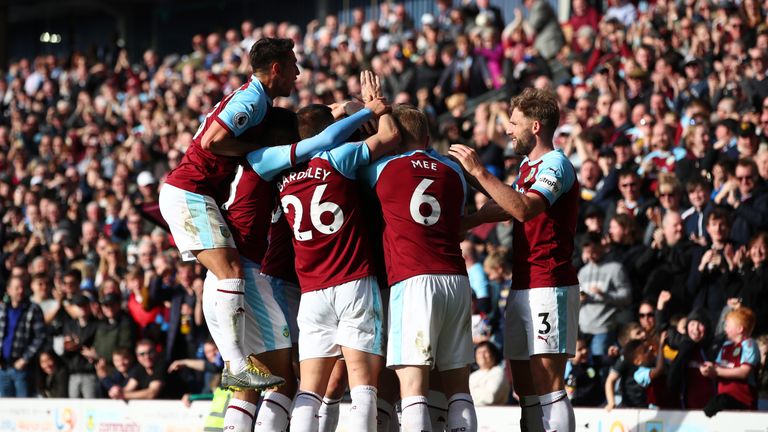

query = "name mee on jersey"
[[277, 166, 333, 192]]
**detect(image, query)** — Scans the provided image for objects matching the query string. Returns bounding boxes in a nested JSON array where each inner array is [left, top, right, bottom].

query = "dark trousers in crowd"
[[0, 366, 29, 397], [703, 394, 749, 417]]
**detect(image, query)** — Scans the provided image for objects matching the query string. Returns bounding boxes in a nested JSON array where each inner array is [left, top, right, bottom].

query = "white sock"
[[427, 390, 448, 432], [520, 394, 544, 432], [254, 391, 292, 432], [401, 395, 431, 432], [214, 278, 247, 371], [223, 398, 256, 432], [349, 385, 378, 432], [539, 390, 575, 432], [318, 396, 342, 432], [291, 391, 323, 432], [447, 393, 476, 432], [377, 398, 396, 432]]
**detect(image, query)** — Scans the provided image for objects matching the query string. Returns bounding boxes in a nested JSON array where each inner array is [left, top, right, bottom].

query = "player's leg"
[[204, 269, 283, 390], [252, 350, 295, 432], [375, 287, 399, 432], [504, 289, 544, 432], [394, 365, 431, 432], [159, 185, 264, 384], [240, 267, 296, 431], [336, 276, 386, 432], [342, 348, 384, 432], [526, 286, 579, 432], [388, 276, 437, 432], [377, 367, 400, 432], [530, 354, 573, 432], [223, 390, 259, 432], [427, 374, 448, 432], [292, 357, 339, 432], [292, 289, 343, 432], [206, 283, 259, 432], [318, 358, 347, 432], [435, 275, 477, 432]]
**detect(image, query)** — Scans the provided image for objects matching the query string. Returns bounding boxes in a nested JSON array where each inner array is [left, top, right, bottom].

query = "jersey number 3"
[[409, 179, 441, 226], [282, 184, 343, 241]]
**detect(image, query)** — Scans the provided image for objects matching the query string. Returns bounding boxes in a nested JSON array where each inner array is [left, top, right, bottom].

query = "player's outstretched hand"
[[360, 70, 382, 103], [364, 97, 390, 118], [449, 144, 485, 178]]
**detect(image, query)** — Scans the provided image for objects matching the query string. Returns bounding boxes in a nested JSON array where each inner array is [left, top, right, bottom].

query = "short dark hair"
[[475, 341, 502, 366], [510, 87, 560, 138], [623, 339, 647, 364], [581, 232, 604, 248], [685, 176, 711, 193], [296, 104, 334, 139], [249, 38, 295, 74], [261, 107, 300, 145], [707, 206, 731, 225]]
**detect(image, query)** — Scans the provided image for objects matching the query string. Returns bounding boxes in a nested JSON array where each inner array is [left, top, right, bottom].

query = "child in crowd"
[[605, 333, 667, 410], [665, 309, 718, 409], [701, 308, 760, 416], [565, 335, 605, 407]]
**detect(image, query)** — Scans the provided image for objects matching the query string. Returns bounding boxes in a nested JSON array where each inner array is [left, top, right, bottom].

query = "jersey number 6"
[[410, 179, 442, 226], [282, 184, 344, 241]]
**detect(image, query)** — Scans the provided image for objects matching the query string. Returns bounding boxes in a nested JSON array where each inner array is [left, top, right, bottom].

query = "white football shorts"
[[297, 276, 384, 361], [387, 274, 474, 371], [159, 183, 236, 261], [503, 285, 580, 360]]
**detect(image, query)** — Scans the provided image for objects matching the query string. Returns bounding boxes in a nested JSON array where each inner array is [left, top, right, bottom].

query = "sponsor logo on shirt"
[[536, 174, 561, 194]]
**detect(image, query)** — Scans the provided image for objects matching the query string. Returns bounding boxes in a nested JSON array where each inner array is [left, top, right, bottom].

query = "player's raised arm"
[[247, 100, 387, 180], [449, 144, 547, 222]]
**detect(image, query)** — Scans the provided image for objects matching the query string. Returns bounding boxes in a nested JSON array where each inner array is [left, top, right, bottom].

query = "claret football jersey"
[[360, 148, 467, 286]]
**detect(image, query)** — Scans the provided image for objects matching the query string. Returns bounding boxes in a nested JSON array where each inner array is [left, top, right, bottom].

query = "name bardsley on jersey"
[[278, 166, 332, 192]]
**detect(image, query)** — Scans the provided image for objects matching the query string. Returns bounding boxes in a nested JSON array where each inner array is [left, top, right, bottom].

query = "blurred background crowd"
[[1, 0, 767, 415]]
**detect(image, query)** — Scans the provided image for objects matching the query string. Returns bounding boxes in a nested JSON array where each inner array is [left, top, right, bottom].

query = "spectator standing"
[[727, 232, 768, 336], [578, 233, 633, 358], [61, 293, 99, 398], [0, 276, 46, 397]]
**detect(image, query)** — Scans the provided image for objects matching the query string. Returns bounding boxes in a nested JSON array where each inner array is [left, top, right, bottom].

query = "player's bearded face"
[[508, 110, 536, 155]]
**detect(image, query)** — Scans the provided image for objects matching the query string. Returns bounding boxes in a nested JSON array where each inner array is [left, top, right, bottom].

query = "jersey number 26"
[[282, 185, 343, 241]]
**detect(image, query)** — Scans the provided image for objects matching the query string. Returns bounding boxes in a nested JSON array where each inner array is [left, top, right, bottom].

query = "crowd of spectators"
[[0, 0, 767, 416]]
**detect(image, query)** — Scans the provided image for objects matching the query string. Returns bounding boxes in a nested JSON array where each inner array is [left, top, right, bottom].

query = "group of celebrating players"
[[158, 37, 580, 432]]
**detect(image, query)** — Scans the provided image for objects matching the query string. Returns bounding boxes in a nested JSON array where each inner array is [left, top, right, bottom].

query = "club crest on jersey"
[[220, 225, 231, 239], [233, 112, 248, 129], [282, 326, 290, 338], [524, 168, 536, 183]]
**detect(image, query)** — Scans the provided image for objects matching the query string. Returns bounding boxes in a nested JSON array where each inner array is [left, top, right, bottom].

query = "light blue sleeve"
[[468, 263, 490, 299], [217, 89, 268, 137], [358, 155, 395, 188], [246, 108, 374, 181], [741, 339, 759, 366], [294, 108, 373, 162], [633, 366, 652, 388], [323, 142, 371, 179], [246, 145, 294, 181], [529, 152, 575, 206]]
